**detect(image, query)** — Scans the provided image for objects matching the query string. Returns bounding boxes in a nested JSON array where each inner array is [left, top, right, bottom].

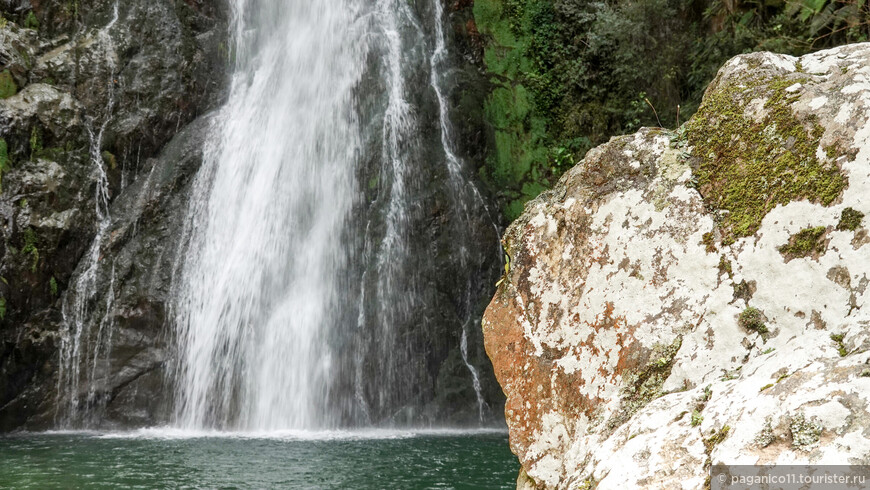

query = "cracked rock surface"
[[484, 43, 870, 489]]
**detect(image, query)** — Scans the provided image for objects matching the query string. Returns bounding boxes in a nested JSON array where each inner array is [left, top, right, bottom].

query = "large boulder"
[[484, 43, 870, 488]]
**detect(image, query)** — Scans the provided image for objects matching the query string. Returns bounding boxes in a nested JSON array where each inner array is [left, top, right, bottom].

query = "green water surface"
[[0, 429, 517, 489]]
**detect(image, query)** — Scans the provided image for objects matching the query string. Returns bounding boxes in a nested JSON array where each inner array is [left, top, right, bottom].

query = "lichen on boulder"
[[484, 43, 870, 488]]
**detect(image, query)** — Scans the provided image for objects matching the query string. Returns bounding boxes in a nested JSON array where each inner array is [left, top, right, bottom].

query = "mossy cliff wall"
[[470, 0, 712, 221], [472, 0, 565, 221], [483, 44, 870, 488]]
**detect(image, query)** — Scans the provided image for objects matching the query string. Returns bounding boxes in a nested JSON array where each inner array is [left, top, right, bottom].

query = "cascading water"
[[429, 0, 502, 423], [56, 3, 121, 427], [171, 0, 500, 430], [172, 1, 367, 430]]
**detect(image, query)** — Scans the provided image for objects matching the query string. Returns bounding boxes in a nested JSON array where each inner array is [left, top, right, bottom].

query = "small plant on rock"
[[790, 412, 822, 448], [778, 226, 827, 259], [830, 333, 848, 357], [24, 11, 39, 30], [837, 207, 864, 231], [0, 70, 16, 99], [753, 417, 776, 448], [739, 307, 768, 334]]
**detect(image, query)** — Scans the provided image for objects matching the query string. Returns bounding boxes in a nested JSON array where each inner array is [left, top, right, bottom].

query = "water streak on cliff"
[[55, 2, 120, 427]]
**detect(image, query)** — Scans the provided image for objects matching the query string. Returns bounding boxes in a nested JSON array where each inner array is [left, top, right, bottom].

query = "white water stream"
[[172, 1, 368, 430], [55, 0, 496, 430]]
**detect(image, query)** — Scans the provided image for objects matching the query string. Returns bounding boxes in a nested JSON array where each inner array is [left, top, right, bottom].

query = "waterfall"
[[172, 1, 368, 430], [169, 0, 500, 430]]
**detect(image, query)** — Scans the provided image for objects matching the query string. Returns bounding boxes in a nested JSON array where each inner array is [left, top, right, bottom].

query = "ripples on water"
[[0, 431, 516, 489]]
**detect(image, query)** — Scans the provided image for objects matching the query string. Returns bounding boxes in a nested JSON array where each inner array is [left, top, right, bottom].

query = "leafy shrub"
[[474, 0, 865, 219]]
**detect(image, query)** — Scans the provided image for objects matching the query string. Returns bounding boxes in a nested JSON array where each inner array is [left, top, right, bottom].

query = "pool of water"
[[0, 429, 517, 489]]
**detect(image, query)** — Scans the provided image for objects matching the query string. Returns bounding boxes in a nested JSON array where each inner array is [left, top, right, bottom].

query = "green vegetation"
[[688, 77, 845, 243], [830, 333, 847, 357], [717, 256, 732, 277], [0, 297, 5, 320], [837, 207, 864, 231], [24, 11, 39, 30], [102, 151, 117, 170], [739, 306, 768, 334], [608, 336, 683, 431], [704, 425, 731, 451], [0, 70, 16, 99], [473, 0, 865, 219], [790, 412, 822, 447], [754, 417, 776, 447], [778, 226, 827, 258], [0, 138, 9, 193], [691, 409, 704, 427], [760, 373, 789, 391], [21, 227, 39, 273], [50, 276, 58, 297], [29, 126, 43, 161]]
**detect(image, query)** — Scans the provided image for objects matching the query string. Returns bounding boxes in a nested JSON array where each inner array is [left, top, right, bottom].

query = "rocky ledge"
[[484, 43, 870, 488]]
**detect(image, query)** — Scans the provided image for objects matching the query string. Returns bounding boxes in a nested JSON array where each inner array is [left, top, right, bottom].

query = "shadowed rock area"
[[0, 0, 229, 430], [484, 43, 870, 488]]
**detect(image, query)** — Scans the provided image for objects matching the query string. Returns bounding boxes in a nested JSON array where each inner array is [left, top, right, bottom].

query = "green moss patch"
[[29, 126, 43, 160], [687, 76, 846, 244], [739, 306, 768, 334], [21, 227, 40, 273], [0, 138, 9, 193], [830, 333, 848, 357], [102, 151, 117, 170], [837, 207, 864, 231], [778, 226, 827, 260], [704, 425, 731, 452], [474, 0, 558, 220], [0, 70, 17, 99]]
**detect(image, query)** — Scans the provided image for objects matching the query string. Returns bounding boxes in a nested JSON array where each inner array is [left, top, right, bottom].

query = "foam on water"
[[34, 427, 507, 442]]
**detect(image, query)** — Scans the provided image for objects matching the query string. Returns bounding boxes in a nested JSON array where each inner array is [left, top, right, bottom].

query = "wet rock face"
[[484, 43, 870, 488], [0, 0, 228, 430]]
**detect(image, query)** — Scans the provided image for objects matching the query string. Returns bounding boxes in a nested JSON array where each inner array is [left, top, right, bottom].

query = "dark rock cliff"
[[0, 0, 229, 430]]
